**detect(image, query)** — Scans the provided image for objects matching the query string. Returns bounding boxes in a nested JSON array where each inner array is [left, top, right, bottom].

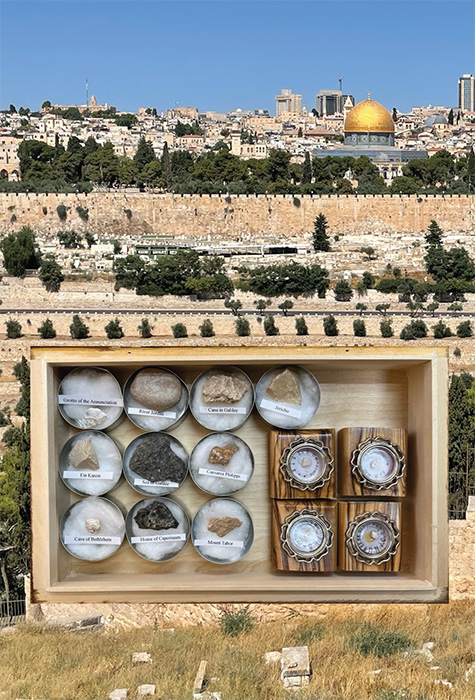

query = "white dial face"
[[288, 446, 326, 484], [354, 519, 393, 558], [359, 445, 398, 484], [288, 518, 325, 555]]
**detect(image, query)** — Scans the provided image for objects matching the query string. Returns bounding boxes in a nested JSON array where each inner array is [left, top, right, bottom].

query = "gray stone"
[[80, 407, 107, 428], [131, 652, 152, 665], [130, 369, 182, 412], [109, 690, 128, 700], [130, 433, 187, 483], [134, 501, 179, 531], [137, 684, 156, 697], [264, 651, 282, 664], [282, 675, 310, 688], [47, 614, 103, 630], [202, 374, 249, 404], [281, 646, 311, 678]]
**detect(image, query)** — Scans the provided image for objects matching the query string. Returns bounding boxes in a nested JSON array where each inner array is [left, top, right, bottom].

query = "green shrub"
[[172, 323, 188, 338], [37, 319, 56, 339], [0, 409, 10, 427], [454, 347, 461, 358], [349, 623, 413, 658], [400, 320, 428, 340], [56, 204, 67, 221], [433, 320, 452, 338], [292, 196, 301, 208], [353, 319, 366, 337], [84, 232, 95, 248], [295, 317, 308, 335], [362, 271, 375, 289], [76, 205, 89, 222], [334, 278, 353, 301], [5, 319, 22, 338], [199, 319, 215, 337], [380, 319, 393, 338], [104, 318, 124, 339], [137, 318, 153, 338], [124, 208, 132, 220], [298, 625, 325, 645], [235, 317, 250, 336], [220, 606, 255, 637], [69, 314, 89, 339], [264, 315, 279, 336], [323, 315, 338, 336], [457, 320, 473, 338]]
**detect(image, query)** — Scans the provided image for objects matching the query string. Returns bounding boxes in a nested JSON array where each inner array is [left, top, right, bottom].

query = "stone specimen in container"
[[85, 517, 101, 533], [130, 433, 187, 483], [134, 501, 179, 531], [208, 444, 239, 466], [81, 407, 108, 428], [69, 435, 100, 471], [207, 516, 243, 537], [130, 369, 182, 412], [266, 369, 302, 405], [202, 374, 249, 404]]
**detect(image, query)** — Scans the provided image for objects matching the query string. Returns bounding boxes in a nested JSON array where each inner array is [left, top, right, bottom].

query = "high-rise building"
[[316, 90, 354, 116], [275, 89, 302, 116], [458, 74, 475, 111]]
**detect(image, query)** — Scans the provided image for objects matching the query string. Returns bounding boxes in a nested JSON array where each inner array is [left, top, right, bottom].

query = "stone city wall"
[[1, 192, 474, 240]]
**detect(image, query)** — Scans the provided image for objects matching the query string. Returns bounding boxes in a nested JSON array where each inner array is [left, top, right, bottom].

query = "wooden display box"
[[30, 346, 449, 604]]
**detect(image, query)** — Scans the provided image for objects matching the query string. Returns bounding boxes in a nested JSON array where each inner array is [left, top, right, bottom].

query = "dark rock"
[[134, 501, 179, 531], [129, 433, 187, 483]]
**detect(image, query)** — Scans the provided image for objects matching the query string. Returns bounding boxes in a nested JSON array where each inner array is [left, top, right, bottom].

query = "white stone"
[[132, 652, 152, 665], [368, 669, 382, 675], [434, 679, 453, 690], [281, 646, 311, 678], [422, 641, 435, 650], [465, 661, 475, 681], [264, 651, 282, 664], [109, 690, 128, 700], [282, 675, 310, 688], [137, 684, 155, 697]]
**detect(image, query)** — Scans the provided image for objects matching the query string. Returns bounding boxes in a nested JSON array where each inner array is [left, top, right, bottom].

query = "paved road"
[[0, 308, 470, 318]]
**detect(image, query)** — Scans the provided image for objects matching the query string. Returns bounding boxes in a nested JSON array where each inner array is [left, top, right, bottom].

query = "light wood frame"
[[30, 345, 449, 604]]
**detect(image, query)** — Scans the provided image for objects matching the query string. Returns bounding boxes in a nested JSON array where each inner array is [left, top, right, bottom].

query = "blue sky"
[[1, 1, 474, 114]]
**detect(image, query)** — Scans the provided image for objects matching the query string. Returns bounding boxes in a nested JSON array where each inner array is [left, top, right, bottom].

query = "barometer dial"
[[280, 438, 333, 491], [346, 511, 400, 566], [351, 436, 405, 490], [281, 509, 333, 563]]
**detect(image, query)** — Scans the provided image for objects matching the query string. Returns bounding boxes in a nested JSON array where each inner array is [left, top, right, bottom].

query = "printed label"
[[131, 533, 187, 544], [193, 538, 244, 548], [199, 406, 247, 415], [63, 535, 122, 545], [259, 398, 302, 419], [198, 468, 247, 482], [58, 395, 123, 407], [133, 478, 179, 488], [128, 407, 177, 419], [63, 470, 114, 480]]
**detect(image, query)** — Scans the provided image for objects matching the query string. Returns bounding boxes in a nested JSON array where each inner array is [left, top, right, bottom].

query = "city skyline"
[[1, 0, 474, 114]]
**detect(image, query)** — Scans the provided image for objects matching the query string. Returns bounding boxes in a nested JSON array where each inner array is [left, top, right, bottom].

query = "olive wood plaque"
[[338, 501, 401, 572]]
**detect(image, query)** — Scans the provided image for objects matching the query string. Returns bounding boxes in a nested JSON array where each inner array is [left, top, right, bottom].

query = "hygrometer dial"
[[280, 437, 333, 491], [351, 436, 405, 490], [281, 509, 333, 563], [346, 511, 400, 566]]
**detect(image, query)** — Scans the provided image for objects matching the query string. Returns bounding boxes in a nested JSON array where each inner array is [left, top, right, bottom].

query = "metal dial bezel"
[[279, 437, 334, 492], [280, 508, 334, 563], [345, 511, 400, 566], [351, 436, 405, 491]]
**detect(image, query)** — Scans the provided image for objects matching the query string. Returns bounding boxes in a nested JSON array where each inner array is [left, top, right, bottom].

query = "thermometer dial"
[[346, 511, 400, 565], [280, 438, 333, 491], [351, 437, 405, 490], [281, 509, 333, 563]]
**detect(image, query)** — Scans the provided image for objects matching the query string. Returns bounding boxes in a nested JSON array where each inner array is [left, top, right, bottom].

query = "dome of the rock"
[[344, 97, 395, 134]]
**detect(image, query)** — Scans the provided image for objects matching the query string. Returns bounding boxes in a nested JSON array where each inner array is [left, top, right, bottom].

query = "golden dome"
[[344, 97, 395, 133]]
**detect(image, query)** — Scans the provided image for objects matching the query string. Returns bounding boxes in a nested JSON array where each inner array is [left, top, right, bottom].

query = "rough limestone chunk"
[[85, 517, 101, 534], [109, 690, 128, 700], [137, 684, 156, 697], [80, 407, 108, 428], [264, 651, 282, 664], [207, 516, 242, 537], [134, 501, 179, 531], [129, 433, 187, 483], [281, 646, 311, 679], [266, 369, 302, 405], [69, 436, 99, 471], [130, 369, 182, 412], [208, 445, 239, 466], [202, 374, 249, 404], [131, 652, 152, 665]]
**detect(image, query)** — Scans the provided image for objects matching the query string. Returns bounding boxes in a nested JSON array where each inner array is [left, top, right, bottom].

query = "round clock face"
[[359, 444, 398, 485], [353, 518, 393, 559], [288, 445, 326, 484], [288, 517, 325, 555]]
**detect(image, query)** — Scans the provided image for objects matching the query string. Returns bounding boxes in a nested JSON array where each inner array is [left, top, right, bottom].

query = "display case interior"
[[30, 346, 448, 604]]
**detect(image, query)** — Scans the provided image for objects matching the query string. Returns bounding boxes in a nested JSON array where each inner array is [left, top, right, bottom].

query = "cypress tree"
[[312, 213, 330, 252]]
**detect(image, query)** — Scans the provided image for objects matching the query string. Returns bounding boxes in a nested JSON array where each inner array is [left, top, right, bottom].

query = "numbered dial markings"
[[346, 512, 400, 566], [281, 510, 333, 562], [280, 438, 333, 491], [351, 437, 405, 490]]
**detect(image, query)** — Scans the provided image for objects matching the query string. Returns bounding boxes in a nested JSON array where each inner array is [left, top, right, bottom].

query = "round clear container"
[[58, 367, 123, 430], [191, 497, 254, 564], [255, 365, 320, 429], [124, 366, 188, 432], [59, 430, 122, 496], [126, 496, 190, 562], [60, 497, 125, 561], [189, 432, 254, 496], [123, 432, 188, 496], [190, 366, 254, 431]]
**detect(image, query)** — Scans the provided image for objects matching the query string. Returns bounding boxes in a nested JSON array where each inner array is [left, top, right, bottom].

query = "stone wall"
[[1, 192, 474, 240]]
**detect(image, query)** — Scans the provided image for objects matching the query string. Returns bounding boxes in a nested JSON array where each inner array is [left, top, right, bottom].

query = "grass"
[[1, 601, 475, 699]]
